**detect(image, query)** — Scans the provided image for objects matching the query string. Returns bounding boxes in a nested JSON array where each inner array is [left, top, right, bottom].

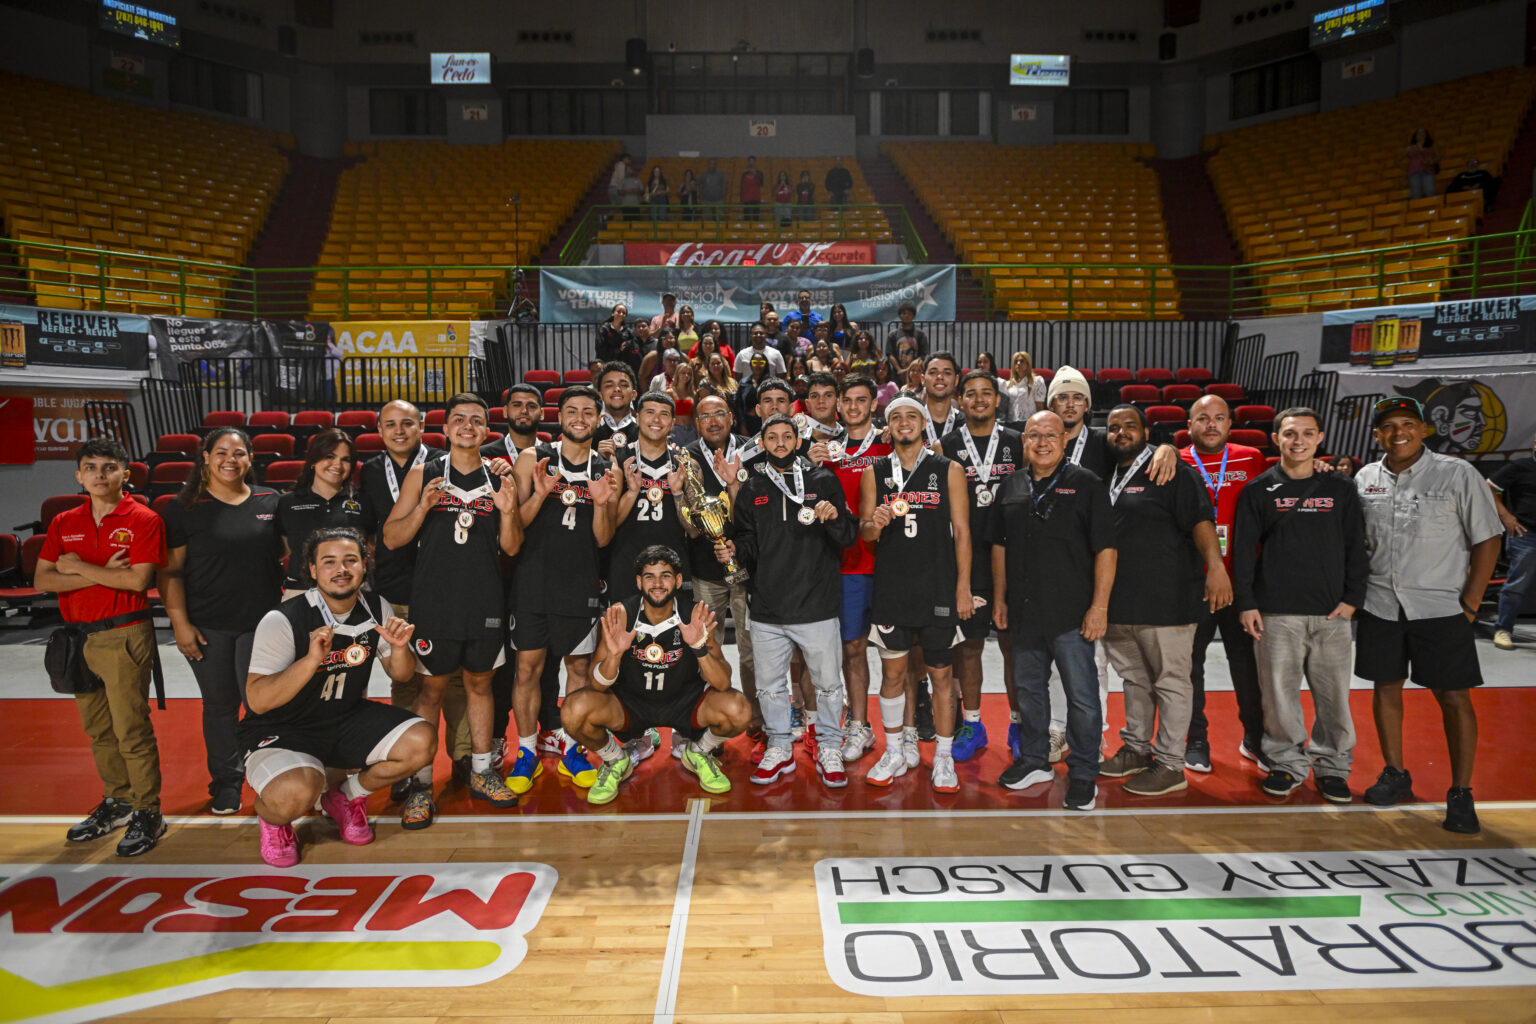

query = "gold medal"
[[737, 468, 749, 482], [890, 498, 910, 516], [456, 510, 475, 529], [343, 643, 367, 667], [560, 488, 579, 506], [826, 441, 845, 461], [644, 643, 665, 664], [975, 487, 994, 507], [797, 507, 816, 526], [646, 485, 663, 504]]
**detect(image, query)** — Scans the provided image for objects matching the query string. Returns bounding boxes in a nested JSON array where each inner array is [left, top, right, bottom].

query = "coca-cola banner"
[[624, 241, 877, 267]]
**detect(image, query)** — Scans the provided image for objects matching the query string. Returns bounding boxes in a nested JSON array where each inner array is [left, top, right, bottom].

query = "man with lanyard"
[[483, 383, 543, 464], [920, 352, 963, 447], [594, 361, 642, 456], [1098, 404, 1230, 797], [990, 411, 1117, 811], [939, 369, 1024, 763], [1354, 396, 1502, 834], [735, 378, 797, 474], [241, 527, 436, 867], [1179, 394, 1268, 774], [563, 545, 748, 805], [382, 394, 524, 824], [509, 386, 622, 793], [733, 324, 787, 380], [608, 393, 691, 603], [825, 376, 891, 764], [860, 396, 975, 792], [359, 400, 469, 807], [714, 414, 857, 788]]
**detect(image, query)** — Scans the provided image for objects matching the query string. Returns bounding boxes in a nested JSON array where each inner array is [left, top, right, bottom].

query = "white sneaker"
[[841, 721, 875, 761], [1048, 730, 1068, 764], [816, 746, 849, 788], [1494, 629, 1515, 650], [902, 729, 921, 768], [866, 742, 908, 786], [931, 753, 959, 793], [750, 744, 796, 785], [625, 728, 660, 765]]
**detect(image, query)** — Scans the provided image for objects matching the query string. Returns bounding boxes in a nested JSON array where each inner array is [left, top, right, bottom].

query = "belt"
[[76, 611, 151, 636]]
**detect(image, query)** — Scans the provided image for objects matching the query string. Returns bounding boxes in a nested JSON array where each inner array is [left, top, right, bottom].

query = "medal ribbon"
[[923, 403, 960, 445], [961, 424, 1002, 485], [637, 447, 675, 480], [632, 608, 683, 638], [1188, 444, 1229, 522], [308, 590, 378, 638], [1067, 427, 1089, 466], [603, 412, 635, 433], [557, 445, 597, 483], [889, 447, 928, 495], [843, 428, 878, 460], [384, 445, 428, 503], [764, 459, 807, 506], [438, 458, 494, 504], [1109, 447, 1155, 506]]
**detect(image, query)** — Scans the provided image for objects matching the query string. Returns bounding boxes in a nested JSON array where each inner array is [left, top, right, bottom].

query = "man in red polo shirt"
[[1178, 395, 1268, 774], [35, 437, 167, 857]]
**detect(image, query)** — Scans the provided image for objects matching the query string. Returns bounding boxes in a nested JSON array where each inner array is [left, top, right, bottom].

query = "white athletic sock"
[[962, 708, 982, 723], [471, 751, 492, 773], [596, 737, 624, 763], [413, 765, 432, 785], [879, 694, 905, 732], [694, 731, 726, 754], [340, 775, 370, 800], [936, 735, 954, 758], [518, 733, 537, 753]]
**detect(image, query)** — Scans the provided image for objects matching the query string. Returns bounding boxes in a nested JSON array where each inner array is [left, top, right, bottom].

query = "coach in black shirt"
[[992, 411, 1116, 811]]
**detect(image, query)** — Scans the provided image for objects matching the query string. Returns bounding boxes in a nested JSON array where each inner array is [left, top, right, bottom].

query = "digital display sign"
[[100, 1, 180, 48], [430, 53, 492, 84], [1310, 0, 1388, 46], [1008, 54, 1071, 87]]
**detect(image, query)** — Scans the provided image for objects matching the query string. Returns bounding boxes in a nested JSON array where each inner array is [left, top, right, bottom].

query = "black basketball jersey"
[[607, 445, 690, 601], [871, 448, 959, 626], [239, 590, 387, 734], [409, 454, 507, 637], [612, 593, 703, 703], [513, 441, 611, 616], [939, 423, 1023, 593]]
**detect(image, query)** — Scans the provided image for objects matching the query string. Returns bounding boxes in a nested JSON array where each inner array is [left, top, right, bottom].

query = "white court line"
[[653, 798, 706, 1024]]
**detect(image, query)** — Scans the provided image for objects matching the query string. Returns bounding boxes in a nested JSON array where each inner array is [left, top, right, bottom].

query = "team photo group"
[[39, 338, 1512, 869]]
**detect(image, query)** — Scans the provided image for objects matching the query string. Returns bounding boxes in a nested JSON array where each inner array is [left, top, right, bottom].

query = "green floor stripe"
[[838, 894, 1361, 924]]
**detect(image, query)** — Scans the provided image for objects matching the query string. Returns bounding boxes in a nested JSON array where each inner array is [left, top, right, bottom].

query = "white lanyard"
[[309, 591, 377, 638], [961, 424, 1002, 485], [843, 428, 878, 460], [557, 445, 597, 482], [890, 447, 928, 494], [696, 435, 738, 468], [384, 445, 428, 503], [1108, 447, 1154, 506], [604, 412, 635, 433], [438, 459, 494, 504], [923, 403, 960, 445], [1067, 427, 1089, 467], [632, 608, 682, 638], [764, 459, 806, 505], [637, 446, 675, 479], [737, 436, 764, 465]]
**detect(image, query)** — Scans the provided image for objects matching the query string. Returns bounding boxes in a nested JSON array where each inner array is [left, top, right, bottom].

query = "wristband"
[[593, 660, 617, 686], [687, 635, 708, 650], [1461, 600, 1477, 616]]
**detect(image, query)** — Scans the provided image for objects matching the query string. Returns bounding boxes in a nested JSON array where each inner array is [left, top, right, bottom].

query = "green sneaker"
[[587, 755, 633, 806], [681, 746, 731, 794]]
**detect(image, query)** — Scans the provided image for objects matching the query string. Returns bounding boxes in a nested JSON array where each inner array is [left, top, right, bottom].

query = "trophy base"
[[724, 566, 750, 586]]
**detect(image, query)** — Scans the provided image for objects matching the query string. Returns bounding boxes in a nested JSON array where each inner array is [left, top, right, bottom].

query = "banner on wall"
[[1320, 296, 1536, 365], [0, 387, 122, 460], [0, 395, 34, 465], [148, 317, 263, 380], [1333, 365, 1536, 458], [539, 265, 956, 324], [0, 304, 149, 371], [330, 321, 471, 404], [624, 241, 878, 267]]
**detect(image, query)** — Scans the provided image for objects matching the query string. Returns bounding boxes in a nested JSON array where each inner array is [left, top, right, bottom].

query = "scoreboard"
[[99, 0, 180, 49], [1310, 0, 1388, 46]]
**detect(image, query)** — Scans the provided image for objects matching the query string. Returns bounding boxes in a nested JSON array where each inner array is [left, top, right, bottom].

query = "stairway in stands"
[[859, 155, 988, 320], [0, 238, 27, 307], [245, 152, 355, 320], [530, 173, 616, 313], [1444, 104, 1536, 301], [1146, 152, 1236, 320]]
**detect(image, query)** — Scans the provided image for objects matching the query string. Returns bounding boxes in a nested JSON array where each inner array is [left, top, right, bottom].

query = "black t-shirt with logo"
[[358, 446, 442, 606], [1491, 455, 1536, 529], [275, 486, 378, 590], [160, 488, 284, 633], [1106, 459, 1213, 626]]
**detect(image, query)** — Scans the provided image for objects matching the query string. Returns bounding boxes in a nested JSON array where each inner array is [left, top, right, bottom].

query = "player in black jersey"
[[594, 361, 642, 458], [859, 396, 975, 792], [562, 545, 747, 805], [736, 378, 797, 475], [482, 383, 543, 465], [607, 393, 691, 602], [382, 393, 524, 823], [939, 370, 1025, 764], [510, 385, 621, 792], [241, 528, 434, 868], [920, 352, 963, 446]]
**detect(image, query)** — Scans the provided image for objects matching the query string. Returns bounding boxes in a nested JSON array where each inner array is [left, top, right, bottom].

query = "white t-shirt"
[[733, 345, 787, 380], [1005, 376, 1047, 422], [248, 594, 395, 677]]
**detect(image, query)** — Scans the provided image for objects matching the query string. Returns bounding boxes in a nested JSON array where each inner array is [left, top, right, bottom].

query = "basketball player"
[[798, 371, 848, 448], [860, 396, 974, 791], [562, 545, 749, 805], [509, 385, 621, 792], [241, 528, 436, 867], [737, 378, 796, 472], [382, 393, 524, 824], [595, 361, 642, 456], [920, 352, 963, 445], [608, 393, 690, 602], [483, 383, 543, 464]]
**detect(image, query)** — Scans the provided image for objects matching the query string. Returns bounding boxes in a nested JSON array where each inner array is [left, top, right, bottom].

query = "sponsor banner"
[[331, 321, 470, 359], [0, 395, 34, 464], [330, 321, 470, 404], [1009, 54, 1070, 86], [816, 850, 1536, 997], [1320, 295, 1536, 365], [624, 241, 878, 267], [540, 265, 955, 324], [1334, 366, 1536, 457], [431, 52, 491, 84], [0, 388, 121, 460], [0, 860, 557, 1024], [0, 305, 149, 371], [148, 317, 263, 380]]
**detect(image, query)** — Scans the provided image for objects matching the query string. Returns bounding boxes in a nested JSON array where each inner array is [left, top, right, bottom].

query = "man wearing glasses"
[[989, 411, 1117, 811], [1354, 396, 1502, 833]]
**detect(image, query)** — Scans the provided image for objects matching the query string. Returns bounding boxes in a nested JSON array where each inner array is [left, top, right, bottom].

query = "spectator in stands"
[[827, 303, 858, 348], [699, 319, 731, 359], [778, 316, 806, 364], [892, 338, 920, 378], [808, 337, 839, 374], [705, 351, 738, 398], [36, 437, 167, 857], [795, 170, 816, 220], [1400, 128, 1440, 199], [676, 305, 700, 351], [825, 156, 853, 205], [596, 303, 641, 374], [830, 358, 850, 383], [1446, 158, 1499, 208], [647, 165, 670, 221], [807, 321, 833, 360], [975, 352, 998, 376], [788, 354, 810, 387], [737, 353, 772, 433], [607, 151, 631, 209], [901, 359, 925, 394], [1490, 433, 1535, 651], [783, 289, 822, 333], [1326, 454, 1360, 478], [698, 158, 727, 218], [678, 168, 700, 220], [632, 318, 655, 369], [773, 171, 794, 226], [885, 300, 929, 360], [618, 158, 644, 220], [644, 331, 682, 390], [764, 310, 794, 362], [759, 300, 776, 321], [668, 360, 700, 410], [846, 330, 881, 378], [1005, 351, 1046, 422], [734, 323, 787, 380], [873, 358, 899, 412], [740, 156, 764, 220], [275, 429, 376, 598], [690, 329, 734, 369], [650, 292, 680, 333]]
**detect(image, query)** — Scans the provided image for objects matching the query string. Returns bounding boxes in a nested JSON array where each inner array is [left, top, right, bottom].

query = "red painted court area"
[[3, 690, 1532, 817]]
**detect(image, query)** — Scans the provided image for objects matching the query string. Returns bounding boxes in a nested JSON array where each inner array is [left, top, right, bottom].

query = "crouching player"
[[241, 527, 436, 866]]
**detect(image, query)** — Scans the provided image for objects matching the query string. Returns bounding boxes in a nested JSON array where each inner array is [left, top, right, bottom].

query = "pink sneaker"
[[320, 787, 374, 846], [259, 819, 300, 868]]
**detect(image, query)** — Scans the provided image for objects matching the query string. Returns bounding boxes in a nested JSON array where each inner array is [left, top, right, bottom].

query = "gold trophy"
[[675, 447, 749, 585]]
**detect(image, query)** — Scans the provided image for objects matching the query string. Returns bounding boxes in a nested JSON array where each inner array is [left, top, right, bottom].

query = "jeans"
[[1014, 628, 1102, 782], [1408, 172, 1436, 199], [1105, 623, 1197, 772], [1048, 638, 1107, 734], [185, 628, 253, 792], [751, 617, 844, 749], [1496, 531, 1536, 631], [1189, 602, 1264, 745], [1254, 614, 1355, 779]]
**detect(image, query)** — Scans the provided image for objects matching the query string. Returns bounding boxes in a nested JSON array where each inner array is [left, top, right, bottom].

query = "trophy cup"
[[675, 447, 749, 585]]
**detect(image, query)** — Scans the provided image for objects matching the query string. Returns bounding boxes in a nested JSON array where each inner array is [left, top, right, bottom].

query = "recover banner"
[[540, 265, 955, 324], [1332, 365, 1536, 457], [624, 241, 877, 267], [0, 304, 149, 371], [1320, 295, 1536, 365]]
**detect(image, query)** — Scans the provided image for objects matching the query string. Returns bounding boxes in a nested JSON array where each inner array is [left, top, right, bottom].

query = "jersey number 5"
[[320, 671, 346, 701], [903, 515, 917, 538]]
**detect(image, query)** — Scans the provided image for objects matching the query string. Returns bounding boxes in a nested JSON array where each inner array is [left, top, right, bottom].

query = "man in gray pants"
[[1233, 407, 1369, 804]]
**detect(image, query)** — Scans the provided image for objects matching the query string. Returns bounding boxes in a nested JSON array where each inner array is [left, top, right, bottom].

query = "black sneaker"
[[451, 754, 473, 785], [1184, 738, 1212, 773], [390, 778, 413, 802], [998, 759, 1054, 790], [210, 782, 243, 815], [913, 679, 937, 742], [1238, 736, 1272, 772], [1260, 769, 1303, 798], [1443, 787, 1480, 834], [1316, 775, 1352, 804], [1364, 765, 1413, 806], [115, 809, 166, 857], [66, 798, 132, 842], [1063, 778, 1098, 811]]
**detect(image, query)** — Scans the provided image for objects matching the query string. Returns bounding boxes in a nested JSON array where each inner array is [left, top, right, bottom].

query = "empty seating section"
[[883, 141, 1179, 320], [591, 157, 888, 244], [309, 139, 620, 320], [1206, 67, 1536, 312], [0, 73, 286, 315]]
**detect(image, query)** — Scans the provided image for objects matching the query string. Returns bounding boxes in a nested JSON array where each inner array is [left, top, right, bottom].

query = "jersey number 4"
[[561, 506, 578, 530], [320, 671, 346, 701]]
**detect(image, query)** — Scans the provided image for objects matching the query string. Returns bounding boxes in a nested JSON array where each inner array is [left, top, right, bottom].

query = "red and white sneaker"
[[804, 723, 819, 760], [537, 728, 564, 757], [748, 730, 767, 765], [259, 819, 300, 868], [750, 745, 796, 785], [320, 788, 374, 846], [816, 747, 848, 789]]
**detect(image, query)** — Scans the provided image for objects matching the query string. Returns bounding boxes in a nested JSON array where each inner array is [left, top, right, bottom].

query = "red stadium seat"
[[337, 410, 377, 430], [422, 433, 447, 450], [250, 434, 294, 471], [127, 462, 149, 494], [488, 408, 508, 425], [1176, 367, 1213, 384], [563, 369, 592, 384], [201, 410, 246, 429], [293, 411, 334, 429], [1145, 405, 1186, 425], [1265, 455, 1282, 469], [543, 388, 565, 407], [541, 406, 558, 424], [1097, 368, 1133, 383], [1076, 368, 1096, 382], [1235, 404, 1277, 429], [1229, 429, 1271, 451], [0, 532, 19, 586], [1204, 383, 1245, 403], [152, 432, 201, 454], [1135, 367, 1174, 384], [36, 495, 87, 533], [151, 494, 178, 515], [248, 410, 292, 433], [1174, 429, 1192, 448], [536, 431, 553, 442], [0, 535, 49, 618], [1034, 368, 1054, 384], [354, 433, 386, 454], [484, 431, 504, 445], [1119, 385, 1161, 407], [1161, 384, 1204, 408], [262, 460, 304, 488], [524, 369, 560, 387], [424, 409, 447, 427], [149, 462, 194, 497]]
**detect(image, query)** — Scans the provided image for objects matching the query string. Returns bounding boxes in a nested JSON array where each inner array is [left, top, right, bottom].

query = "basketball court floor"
[[2, 628, 1534, 1024]]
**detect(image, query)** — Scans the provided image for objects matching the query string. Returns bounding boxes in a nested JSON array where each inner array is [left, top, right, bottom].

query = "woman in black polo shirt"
[[159, 427, 283, 815], [275, 429, 376, 597]]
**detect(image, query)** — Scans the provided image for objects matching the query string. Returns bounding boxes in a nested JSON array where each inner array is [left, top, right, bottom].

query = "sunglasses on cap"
[[1372, 396, 1423, 427]]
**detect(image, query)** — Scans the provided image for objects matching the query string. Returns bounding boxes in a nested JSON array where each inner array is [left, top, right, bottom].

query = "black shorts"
[[241, 700, 420, 769], [611, 685, 711, 743], [869, 621, 964, 668], [413, 629, 506, 676], [511, 610, 598, 659], [1354, 609, 1484, 690]]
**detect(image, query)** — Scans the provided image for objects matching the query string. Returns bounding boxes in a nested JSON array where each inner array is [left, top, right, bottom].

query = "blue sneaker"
[[558, 744, 597, 788], [507, 746, 543, 796], [789, 704, 806, 741], [952, 720, 988, 762], [1007, 721, 1021, 760]]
